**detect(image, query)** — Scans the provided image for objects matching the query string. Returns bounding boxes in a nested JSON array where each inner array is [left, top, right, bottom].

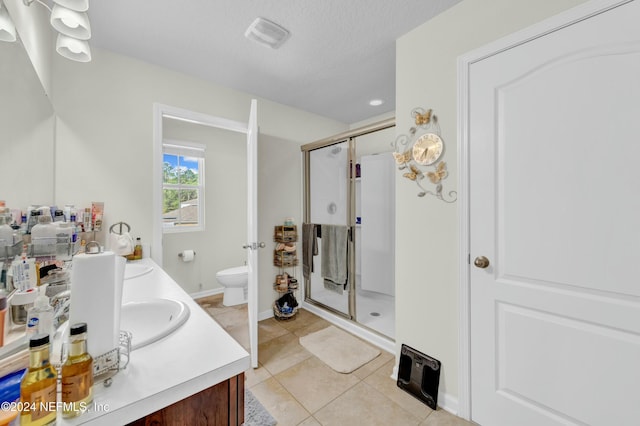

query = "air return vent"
[[245, 17, 290, 49]]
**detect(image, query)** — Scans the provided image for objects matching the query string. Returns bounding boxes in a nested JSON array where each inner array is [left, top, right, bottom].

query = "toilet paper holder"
[[178, 251, 196, 258]]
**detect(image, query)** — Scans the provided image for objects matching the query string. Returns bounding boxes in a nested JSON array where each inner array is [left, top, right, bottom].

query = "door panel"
[[497, 48, 640, 296], [496, 302, 640, 422], [469, 1, 640, 425]]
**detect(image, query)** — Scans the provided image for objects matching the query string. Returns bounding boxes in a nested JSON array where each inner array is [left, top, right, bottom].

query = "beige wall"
[[4, 0, 53, 96], [161, 120, 247, 295], [52, 47, 347, 313], [395, 0, 587, 408], [1, 0, 55, 207]]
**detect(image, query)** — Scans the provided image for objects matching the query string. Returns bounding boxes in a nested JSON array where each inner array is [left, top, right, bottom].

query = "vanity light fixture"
[[52, 0, 88, 12], [245, 17, 290, 49], [50, 3, 91, 40], [56, 32, 90, 62], [0, 1, 16, 42], [23, 0, 92, 62]]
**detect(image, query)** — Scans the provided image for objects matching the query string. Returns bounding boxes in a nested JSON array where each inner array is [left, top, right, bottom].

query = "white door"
[[467, 1, 640, 425], [246, 99, 260, 368]]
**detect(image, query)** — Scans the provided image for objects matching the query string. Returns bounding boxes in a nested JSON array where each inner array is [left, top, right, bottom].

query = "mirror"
[[0, 37, 55, 209], [0, 38, 55, 363]]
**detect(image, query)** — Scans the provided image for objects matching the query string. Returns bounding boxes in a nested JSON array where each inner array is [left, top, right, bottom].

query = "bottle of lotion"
[[25, 286, 53, 341]]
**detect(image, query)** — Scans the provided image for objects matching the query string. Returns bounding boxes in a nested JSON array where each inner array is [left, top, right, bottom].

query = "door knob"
[[474, 256, 490, 269], [243, 242, 266, 249]]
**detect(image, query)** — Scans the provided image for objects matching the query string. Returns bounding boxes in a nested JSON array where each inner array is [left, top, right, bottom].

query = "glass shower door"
[[353, 127, 396, 339], [306, 141, 350, 317]]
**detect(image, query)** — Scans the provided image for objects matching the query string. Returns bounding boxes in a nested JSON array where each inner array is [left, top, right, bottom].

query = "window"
[[162, 141, 205, 232]]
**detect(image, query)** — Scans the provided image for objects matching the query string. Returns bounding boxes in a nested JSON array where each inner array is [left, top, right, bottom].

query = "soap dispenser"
[[26, 286, 53, 341]]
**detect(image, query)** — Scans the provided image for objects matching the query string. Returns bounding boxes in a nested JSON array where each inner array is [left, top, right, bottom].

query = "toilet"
[[215, 265, 248, 306]]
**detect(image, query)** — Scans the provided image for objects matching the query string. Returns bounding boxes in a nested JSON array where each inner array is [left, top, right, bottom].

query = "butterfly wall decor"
[[392, 107, 457, 203]]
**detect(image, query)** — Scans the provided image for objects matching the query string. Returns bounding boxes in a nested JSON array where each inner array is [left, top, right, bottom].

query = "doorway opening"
[[152, 102, 260, 368], [301, 118, 396, 346]]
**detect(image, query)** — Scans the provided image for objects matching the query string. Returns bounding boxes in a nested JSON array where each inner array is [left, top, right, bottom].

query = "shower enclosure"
[[302, 119, 396, 340]]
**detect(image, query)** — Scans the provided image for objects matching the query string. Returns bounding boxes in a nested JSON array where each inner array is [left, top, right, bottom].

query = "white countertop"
[[59, 258, 250, 425]]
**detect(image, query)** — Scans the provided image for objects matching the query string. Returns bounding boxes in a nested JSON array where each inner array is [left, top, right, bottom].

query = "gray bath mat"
[[244, 388, 276, 426]]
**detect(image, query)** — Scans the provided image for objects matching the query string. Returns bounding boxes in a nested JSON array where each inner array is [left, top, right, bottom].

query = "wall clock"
[[412, 133, 443, 166], [392, 107, 457, 203]]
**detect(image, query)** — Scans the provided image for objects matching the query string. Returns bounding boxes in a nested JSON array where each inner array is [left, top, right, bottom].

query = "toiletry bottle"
[[61, 322, 93, 418], [133, 237, 142, 260], [20, 212, 27, 233], [31, 215, 57, 248], [83, 208, 91, 232], [0, 293, 6, 347], [53, 210, 64, 222], [9, 288, 37, 325], [20, 334, 58, 426], [56, 222, 73, 244], [26, 287, 53, 341], [0, 215, 13, 248], [64, 205, 74, 223]]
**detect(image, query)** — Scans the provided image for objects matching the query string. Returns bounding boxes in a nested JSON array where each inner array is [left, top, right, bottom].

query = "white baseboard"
[[439, 392, 459, 417], [258, 308, 274, 321], [390, 368, 459, 416], [189, 287, 223, 300]]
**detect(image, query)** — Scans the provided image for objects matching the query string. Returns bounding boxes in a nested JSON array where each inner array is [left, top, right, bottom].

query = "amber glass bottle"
[[133, 237, 143, 260], [20, 333, 58, 426], [61, 322, 94, 418]]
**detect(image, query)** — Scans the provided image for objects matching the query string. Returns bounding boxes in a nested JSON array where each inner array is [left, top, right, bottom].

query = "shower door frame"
[[301, 118, 395, 325]]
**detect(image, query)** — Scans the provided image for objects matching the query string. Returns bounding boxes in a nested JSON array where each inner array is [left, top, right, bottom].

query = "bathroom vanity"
[[57, 258, 250, 425]]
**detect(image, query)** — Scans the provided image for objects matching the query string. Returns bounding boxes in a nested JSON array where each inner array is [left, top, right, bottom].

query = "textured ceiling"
[[87, 0, 461, 124]]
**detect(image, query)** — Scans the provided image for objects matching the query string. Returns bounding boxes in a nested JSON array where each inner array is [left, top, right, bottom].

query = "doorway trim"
[[152, 103, 248, 267], [456, 0, 630, 420]]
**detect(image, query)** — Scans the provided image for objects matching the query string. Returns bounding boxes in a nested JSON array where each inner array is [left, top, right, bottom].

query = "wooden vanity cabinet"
[[126, 373, 244, 426]]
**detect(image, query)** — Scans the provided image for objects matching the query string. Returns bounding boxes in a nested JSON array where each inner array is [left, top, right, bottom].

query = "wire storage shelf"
[[27, 240, 80, 260], [0, 240, 23, 261], [52, 330, 132, 388], [272, 224, 299, 320], [274, 225, 297, 242]]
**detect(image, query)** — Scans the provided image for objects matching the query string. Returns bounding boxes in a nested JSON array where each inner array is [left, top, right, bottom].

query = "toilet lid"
[[216, 265, 248, 277]]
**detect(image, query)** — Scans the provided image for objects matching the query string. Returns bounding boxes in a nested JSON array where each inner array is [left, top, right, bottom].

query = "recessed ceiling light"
[[369, 99, 384, 106]]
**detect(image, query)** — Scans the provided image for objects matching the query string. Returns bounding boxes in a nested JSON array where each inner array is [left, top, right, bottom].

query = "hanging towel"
[[108, 231, 134, 257], [324, 278, 344, 294], [302, 223, 318, 280], [320, 225, 349, 291]]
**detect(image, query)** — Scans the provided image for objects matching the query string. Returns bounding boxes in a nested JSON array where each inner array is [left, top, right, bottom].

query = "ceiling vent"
[[245, 17, 290, 49]]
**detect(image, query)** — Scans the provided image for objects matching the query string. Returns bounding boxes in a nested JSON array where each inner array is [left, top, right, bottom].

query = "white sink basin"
[[124, 263, 153, 280], [120, 298, 190, 350]]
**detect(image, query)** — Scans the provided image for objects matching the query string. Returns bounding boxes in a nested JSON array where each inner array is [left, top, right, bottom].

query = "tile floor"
[[196, 294, 474, 426]]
